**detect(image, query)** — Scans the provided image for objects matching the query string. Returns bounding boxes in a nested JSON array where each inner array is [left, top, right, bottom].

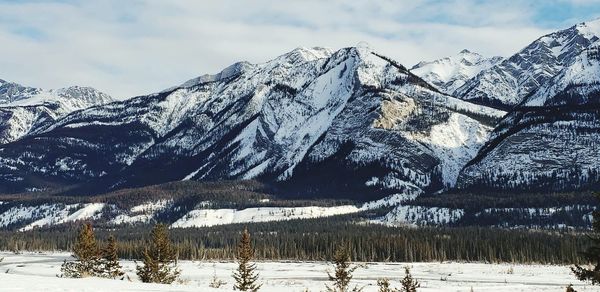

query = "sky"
[[1, 0, 600, 99]]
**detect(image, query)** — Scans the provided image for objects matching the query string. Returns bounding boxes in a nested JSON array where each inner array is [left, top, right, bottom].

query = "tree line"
[[61, 221, 423, 292], [0, 215, 590, 264]]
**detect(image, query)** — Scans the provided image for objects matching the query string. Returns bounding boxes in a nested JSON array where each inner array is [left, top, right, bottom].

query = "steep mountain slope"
[[0, 47, 503, 198], [455, 19, 600, 109], [411, 50, 502, 95], [456, 44, 600, 192], [524, 43, 600, 107], [0, 81, 113, 144]]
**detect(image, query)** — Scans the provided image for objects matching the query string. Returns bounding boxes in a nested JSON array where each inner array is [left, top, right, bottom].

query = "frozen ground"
[[0, 251, 594, 291]]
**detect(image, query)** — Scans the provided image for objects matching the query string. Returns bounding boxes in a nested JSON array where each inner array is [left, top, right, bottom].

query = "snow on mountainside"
[[411, 49, 502, 95], [0, 80, 113, 144], [456, 42, 600, 192], [525, 43, 600, 106], [0, 46, 504, 197], [0, 200, 360, 230], [455, 19, 600, 108], [0, 202, 104, 231]]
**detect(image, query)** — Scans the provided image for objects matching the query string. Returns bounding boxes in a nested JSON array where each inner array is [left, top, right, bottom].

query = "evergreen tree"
[[136, 224, 180, 284], [233, 228, 261, 291], [572, 194, 600, 285], [99, 235, 124, 279], [377, 278, 399, 292], [325, 244, 362, 292], [399, 267, 419, 292], [61, 223, 101, 278]]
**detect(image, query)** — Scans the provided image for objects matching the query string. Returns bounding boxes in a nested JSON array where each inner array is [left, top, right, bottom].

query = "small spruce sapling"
[[377, 278, 399, 292], [400, 267, 419, 292], [325, 244, 362, 292]]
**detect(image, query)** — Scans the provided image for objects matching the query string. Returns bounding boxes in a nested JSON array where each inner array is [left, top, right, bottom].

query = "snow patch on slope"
[[0, 203, 105, 231], [111, 200, 170, 225], [20, 203, 105, 231], [171, 205, 359, 228]]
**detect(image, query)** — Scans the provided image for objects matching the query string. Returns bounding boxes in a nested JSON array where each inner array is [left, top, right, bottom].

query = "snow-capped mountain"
[[411, 49, 502, 95], [455, 19, 600, 109], [0, 47, 503, 197], [0, 79, 42, 104], [456, 43, 600, 192], [524, 43, 600, 107], [0, 80, 113, 144]]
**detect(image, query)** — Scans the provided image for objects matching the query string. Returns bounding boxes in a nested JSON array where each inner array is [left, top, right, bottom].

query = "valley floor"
[[0, 252, 594, 291]]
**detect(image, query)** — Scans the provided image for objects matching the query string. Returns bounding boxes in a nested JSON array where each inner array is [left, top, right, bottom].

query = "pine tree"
[[61, 223, 101, 278], [233, 228, 261, 291], [136, 224, 180, 284], [400, 267, 419, 292], [99, 235, 124, 279], [325, 244, 362, 292], [572, 194, 600, 285]]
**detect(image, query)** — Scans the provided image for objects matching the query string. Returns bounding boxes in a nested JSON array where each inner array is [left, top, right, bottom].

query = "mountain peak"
[[0, 81, 113, 144], [411, 50, 502, 94], [275, 47, 334, 65], [576, 18, 600, 40], [0, 80, 41, 104], [291, 46, 333, 56], [524, 42, 600, 107], [178, 61, 253, 89]]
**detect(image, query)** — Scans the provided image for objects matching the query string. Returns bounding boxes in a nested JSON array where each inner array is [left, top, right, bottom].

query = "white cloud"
[[0, 0, 572, 99]]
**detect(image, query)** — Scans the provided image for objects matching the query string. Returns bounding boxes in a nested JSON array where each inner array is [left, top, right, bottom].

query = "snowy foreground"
[[0, 252, 594, 292]]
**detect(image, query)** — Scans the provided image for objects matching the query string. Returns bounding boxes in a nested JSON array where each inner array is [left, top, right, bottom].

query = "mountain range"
[[1, 18, 600, 229], [0, 47, 503, 199]]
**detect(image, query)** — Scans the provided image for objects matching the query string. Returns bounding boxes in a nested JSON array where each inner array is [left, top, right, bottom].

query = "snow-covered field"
[[0, 252, 595, 291]]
